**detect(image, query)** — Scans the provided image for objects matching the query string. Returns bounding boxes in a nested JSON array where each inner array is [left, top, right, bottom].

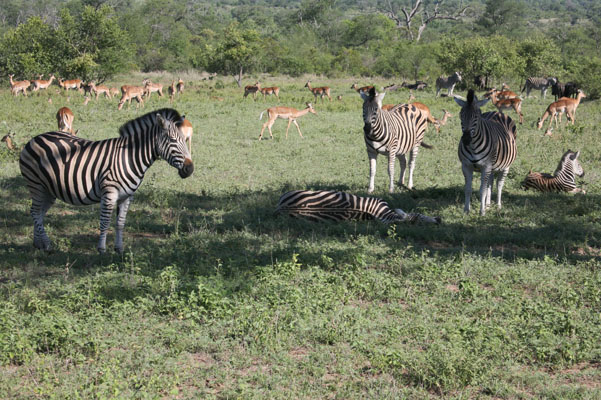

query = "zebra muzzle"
[[179, 158, 194, 178]]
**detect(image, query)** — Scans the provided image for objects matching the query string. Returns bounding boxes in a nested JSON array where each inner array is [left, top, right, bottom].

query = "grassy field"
[[1, 72, 600, 399]]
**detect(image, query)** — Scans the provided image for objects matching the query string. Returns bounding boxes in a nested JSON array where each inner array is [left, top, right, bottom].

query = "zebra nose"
[[178, 158, 194, 178]]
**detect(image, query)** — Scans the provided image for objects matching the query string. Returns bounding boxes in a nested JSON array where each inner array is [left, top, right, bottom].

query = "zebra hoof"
[[435, 217, 442, 224], [97, 247, 106, 254], [34, 238, 52, 251], [114, 247, 124, 254]]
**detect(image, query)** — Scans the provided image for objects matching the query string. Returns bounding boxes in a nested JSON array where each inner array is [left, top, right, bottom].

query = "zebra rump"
[[521, 150, 585, 194], [276, 190, 441, 224]]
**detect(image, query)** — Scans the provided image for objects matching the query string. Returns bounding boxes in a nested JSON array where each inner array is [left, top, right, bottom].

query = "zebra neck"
[[122, 127, 159, 176]]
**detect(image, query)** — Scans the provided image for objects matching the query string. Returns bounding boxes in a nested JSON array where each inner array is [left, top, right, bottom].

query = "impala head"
[[560, 150, 584, 177], [154, 111, 194, 179], [306, 102, 317, 114], [360, 87, 386, 131], [454, 90, 489, 137], [304, 81, 311, 88]]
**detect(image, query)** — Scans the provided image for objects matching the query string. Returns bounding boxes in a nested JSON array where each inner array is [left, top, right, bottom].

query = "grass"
[[1, 72, 600, 398]]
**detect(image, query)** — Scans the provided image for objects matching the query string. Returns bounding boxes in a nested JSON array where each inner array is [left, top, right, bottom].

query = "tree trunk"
[[234, 66, 243, 88]]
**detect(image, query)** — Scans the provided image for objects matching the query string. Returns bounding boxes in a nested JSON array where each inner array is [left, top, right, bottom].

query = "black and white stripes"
[[435, 72, 462, 97], [522, 150, 585, 194], [360, 87, 428, 193], [454, 90, 517, 215], [19, 108, 193, 252], [276, 190, 441, 224], [521, 77, 557, 99]]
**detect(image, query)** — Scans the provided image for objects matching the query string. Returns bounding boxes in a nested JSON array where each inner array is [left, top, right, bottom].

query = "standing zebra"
[[521, 77, 557, 99], [435, 71, 462, 97], [454, 90, 517, 215], [19, 108, 194, 252], [276, 190, 441, 224], [360, 87, 429, 193], [522, 150, 585, 194]]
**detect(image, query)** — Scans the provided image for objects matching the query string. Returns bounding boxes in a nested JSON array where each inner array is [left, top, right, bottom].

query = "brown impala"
[[142, 78, 164, 98], [9, 74, 30, 96], [258, 103, 317, 140], [117, 85, 145, 110], [305, 81, 331, 101], [31, 74, 55, 93], [58, 78, 83, 92]]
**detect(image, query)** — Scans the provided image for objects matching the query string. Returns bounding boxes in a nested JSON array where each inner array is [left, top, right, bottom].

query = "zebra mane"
[[555, 150, 575, 176], [119, 108, 183, 138]]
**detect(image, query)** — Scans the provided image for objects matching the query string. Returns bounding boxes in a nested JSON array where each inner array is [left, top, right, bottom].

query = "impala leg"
[[30, 192, 55, 250], [286, 118, 292, 139], [462, 163, 474, 214], [114, 196, 132, 253], [367, 150, 378, 194], [406, 146, 419, 190], [292, 119, 303, 138], [98, 194, 118, 253], [496, 169, 509, 209]]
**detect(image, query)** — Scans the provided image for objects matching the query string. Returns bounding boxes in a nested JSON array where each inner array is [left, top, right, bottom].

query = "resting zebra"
[[522, 150, 585, 194], [454, 90, 517, 215], [19, 108, 194, 253], [521, 77, 556, 99], [276, 190, 441, 224], [360, 87, 429, 193], [436, 71, 462, 97]]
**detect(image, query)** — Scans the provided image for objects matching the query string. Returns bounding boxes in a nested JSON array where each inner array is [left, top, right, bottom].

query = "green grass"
[[1, 72, 601, 399]]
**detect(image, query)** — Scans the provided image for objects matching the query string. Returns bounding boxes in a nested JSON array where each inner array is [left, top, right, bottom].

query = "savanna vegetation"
[[1, 0, 601, 398]]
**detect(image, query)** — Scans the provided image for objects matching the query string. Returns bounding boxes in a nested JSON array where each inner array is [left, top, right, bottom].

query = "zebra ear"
[[570, 151, 580, 160], [359, 91, 370, 101], [375, 91, 386, 108], [453, 95, 466, 107], [156, 114, 169, 129], [475, 97, 490, 107]]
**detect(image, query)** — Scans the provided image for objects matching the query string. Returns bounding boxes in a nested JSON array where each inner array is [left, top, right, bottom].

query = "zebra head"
[[454, 90, 489, 139], [360, 87, 386, 132], [561, 150, 584, 178], [155, 112, 194, 179]]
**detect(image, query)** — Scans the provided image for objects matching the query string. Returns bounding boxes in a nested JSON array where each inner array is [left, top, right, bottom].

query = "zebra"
[[521, 150, 585, 194], [360, 87, 429, 193], [435, 71, 462, 97], [454, 89, 517, 216], [19, 108, 194, 253], [276, 190, 441, 224], [520, 77, 557, 99]]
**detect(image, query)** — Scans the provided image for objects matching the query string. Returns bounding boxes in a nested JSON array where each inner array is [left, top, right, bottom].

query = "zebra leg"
[[114, 196, 132, 253], [387, 152, 397, 193], [405, 147, 419, 190], [367, 150, 378, 194], [479, 168, 493, 216], [462, 163, 474, 214], [496, 168, 510, 209], [98, 194, 118, 253], [30, 193, 56, 250], [398, 154, 407, 187]]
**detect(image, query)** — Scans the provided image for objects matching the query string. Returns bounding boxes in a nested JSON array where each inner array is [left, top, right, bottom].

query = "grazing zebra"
[[276, 190, 441, 224], [522, 150, 585, 194], [360, 87, 429, 193], [454, 90, 517, 215], [436, 71, 462, 97], [19, 108, 193, 253], [520, 77, 557, 99]]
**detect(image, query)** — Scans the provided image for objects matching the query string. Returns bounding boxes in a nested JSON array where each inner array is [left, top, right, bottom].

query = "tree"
[[210, 23, 261, 87], [476, 0, 527, 37], [516, 38, 561, 78]]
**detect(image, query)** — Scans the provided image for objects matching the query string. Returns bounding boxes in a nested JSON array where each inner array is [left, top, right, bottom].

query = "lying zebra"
[[521, 150, 585, 194], [276, 190, 441, 224]]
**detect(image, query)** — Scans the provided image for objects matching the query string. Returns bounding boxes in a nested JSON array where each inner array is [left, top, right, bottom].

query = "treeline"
[[1, 0, 601, 96]]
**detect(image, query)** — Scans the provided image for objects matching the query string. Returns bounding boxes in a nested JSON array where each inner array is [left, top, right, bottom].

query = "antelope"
[[117, 85, 145, 110], [501, 83, 510, 91], [489, 91, 524, 124], [537, 90, 586, 130], [434, 109, 452, 133], [336, 95, 342, 101], [260, 85, 280, 100], [91, 83, 112, 99], [109, 87, 120, 99], [486, 88, 519, 100], [8, 74, 30, 96], [408, 90, 416, 103], [2, 132, 16, 151], [31, 74, 55, 93], [83, 96, 91, 105], [176, 78, 184, 94], [58, 78, 83, 92], [258, 103, 317, 140], [305, 81, 331, 101], [243, 82, 261, 99], [56, 107, 76, 135], [180, 118, 193, 156], [351, 83, 374, 94], [168, 81, 176, 102], [142, 78, 163, 98]]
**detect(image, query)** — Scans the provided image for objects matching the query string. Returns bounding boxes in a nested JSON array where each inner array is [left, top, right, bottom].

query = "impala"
[[258, 103, 317, 140], [58, 78, 83, 92], [1, 133, 16, 151], [8, 74, 30, 96], [537, 90, 586, 130], [168, 81, 176, 102], [109, 87, 120, 99], [260, 85, 280, 100], [176, 78, 184, 94], [56, 107, 76, 135], [305, 81, 331, 101], [382, 102, 451, 133], [31, 74, 55, 93], [433, 109, 452, 133], [180, 118, 193, 155], [117, 85, 145, 110], [243, 82, 261, 99], [88, 82, 112, 99], [351, 83, 374, 94], [486, 88, 519, 100], [142, 78, 164, 98], [489, 91, 524, 124]]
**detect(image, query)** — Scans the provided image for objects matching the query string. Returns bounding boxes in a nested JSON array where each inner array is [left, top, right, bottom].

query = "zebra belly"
[[365, 138, 415, 156]]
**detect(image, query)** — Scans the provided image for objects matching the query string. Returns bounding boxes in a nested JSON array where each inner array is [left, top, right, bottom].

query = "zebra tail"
[[420, 142, 434, 149]]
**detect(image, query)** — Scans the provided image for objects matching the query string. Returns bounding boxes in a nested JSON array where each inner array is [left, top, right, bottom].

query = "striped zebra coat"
[[454, 90, 517, 215], [522, 150, 585, 194], [521, 77, 557, 99], [436, 72, 462, 97], [276, 190, 441, 224], [19, 108, 194, 252], [360, 87, 429, 193]]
